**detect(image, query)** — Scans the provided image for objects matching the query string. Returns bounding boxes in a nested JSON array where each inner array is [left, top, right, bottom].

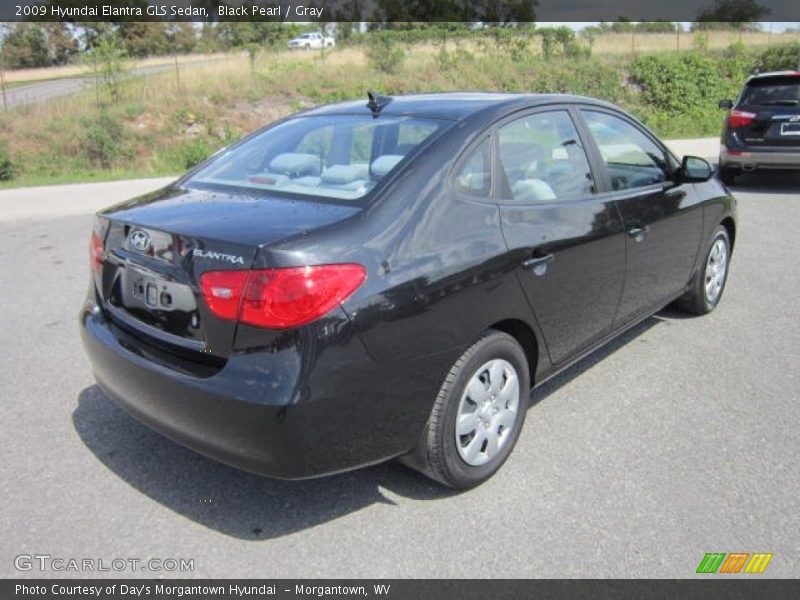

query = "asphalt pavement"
[[2, 60, 221, 109], [0, 171, 798, 578]]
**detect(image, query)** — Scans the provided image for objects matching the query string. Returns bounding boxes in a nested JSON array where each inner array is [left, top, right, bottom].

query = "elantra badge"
[[193, 248, 245, 265], [128, 229, 152, 253]]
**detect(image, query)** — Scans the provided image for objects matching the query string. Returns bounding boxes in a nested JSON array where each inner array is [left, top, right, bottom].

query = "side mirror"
[[680, 155, 714, 183], [718, 99, 733, 110]]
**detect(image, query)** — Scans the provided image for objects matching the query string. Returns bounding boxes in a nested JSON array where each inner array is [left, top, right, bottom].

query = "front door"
[[580, 109, 704, 325], [496, 109, 626, 365]]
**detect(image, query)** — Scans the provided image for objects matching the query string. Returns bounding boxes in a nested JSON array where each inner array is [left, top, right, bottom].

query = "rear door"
[[735, 74, 800, 148], [495, 107, 626, 365], [579, 109, 703, 326]]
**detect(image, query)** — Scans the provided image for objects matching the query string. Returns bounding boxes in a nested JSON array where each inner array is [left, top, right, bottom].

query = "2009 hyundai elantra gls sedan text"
[[80, 93, 737, 488]]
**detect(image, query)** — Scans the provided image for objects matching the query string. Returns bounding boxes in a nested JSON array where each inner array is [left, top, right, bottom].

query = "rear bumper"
[[720, 145, 800, 170], [79, 296, 449, 479]]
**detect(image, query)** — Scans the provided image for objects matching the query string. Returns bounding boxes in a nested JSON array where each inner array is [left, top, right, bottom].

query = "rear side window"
[[186, 115, 449, 202], [741, 76, 800, 107], [497, 110, 595, 203], [582, 110, 669, 191]]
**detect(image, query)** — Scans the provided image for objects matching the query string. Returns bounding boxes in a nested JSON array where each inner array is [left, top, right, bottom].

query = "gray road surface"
[[2, 60, 219, 109], [0, 173, 798, 578]]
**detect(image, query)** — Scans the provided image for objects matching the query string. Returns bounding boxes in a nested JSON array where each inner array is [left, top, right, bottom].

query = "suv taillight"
[[200, 264, 366, 329], [728, 109, 756, 129]]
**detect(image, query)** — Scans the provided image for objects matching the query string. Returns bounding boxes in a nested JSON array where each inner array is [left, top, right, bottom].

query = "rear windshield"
[[741, 76, 800, 107], [186, 114, 449, 201]]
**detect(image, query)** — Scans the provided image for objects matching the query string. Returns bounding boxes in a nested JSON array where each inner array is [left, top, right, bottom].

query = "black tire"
[[409, 330, 530, 489], [718, 165, 738, 186], [677, 225, 731, 315]]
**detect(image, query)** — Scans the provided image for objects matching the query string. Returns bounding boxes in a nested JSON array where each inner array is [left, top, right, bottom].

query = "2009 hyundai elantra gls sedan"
[[80, 92, 736, 488]]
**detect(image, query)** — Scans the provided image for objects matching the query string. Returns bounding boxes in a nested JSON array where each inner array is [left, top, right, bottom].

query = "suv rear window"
[[741, 75, 800, 107], [186, 115, 449, 202]]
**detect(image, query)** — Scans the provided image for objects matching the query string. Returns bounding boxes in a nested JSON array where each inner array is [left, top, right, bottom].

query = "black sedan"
[[80, 93, 736, 488]]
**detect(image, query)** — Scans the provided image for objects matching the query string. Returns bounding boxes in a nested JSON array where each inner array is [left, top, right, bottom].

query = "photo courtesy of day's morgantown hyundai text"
[[80, 92, 737, 489]]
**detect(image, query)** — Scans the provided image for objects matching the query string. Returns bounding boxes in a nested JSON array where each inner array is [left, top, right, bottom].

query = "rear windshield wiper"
[[760, 100, 799, 106]]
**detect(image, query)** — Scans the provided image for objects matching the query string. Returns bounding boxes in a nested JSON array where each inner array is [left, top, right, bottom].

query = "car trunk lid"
[[94, 185, 360, 359]]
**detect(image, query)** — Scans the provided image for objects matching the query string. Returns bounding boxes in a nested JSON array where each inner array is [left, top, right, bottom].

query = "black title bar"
[[3, 579, 800, 600], [2, 1, 800, 22]]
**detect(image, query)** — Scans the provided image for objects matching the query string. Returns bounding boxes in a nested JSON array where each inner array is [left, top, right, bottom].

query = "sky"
[[542, 22, 799, 32]]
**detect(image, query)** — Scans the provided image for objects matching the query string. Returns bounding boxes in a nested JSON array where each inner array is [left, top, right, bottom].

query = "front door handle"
[[522, 253, 554, 276], [627, 225, 650, 242]]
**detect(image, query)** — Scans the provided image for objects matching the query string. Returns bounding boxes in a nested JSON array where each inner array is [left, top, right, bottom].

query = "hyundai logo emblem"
[[129, 229, 152, 253]]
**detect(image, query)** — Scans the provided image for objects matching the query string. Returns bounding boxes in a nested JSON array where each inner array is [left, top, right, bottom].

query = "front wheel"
[[677, 225, 731, 315], [409, 331, 530, 489]]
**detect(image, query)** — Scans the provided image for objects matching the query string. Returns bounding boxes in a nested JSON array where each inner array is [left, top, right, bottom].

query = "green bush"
[[528, 60, 623, 102], [179, 138, 214, 169], [0, 143, 15, 181], [630, 54, 729, 113], [756, 42, 800, 72], [365, 34, 406, 74], [81, 112, 130, 168], [123, 102, 147, 119]]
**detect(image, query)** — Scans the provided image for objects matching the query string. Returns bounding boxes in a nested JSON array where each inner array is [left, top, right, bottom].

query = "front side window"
[[453, 138, 490, 196], [497, 110, 595, 203], [187, 115, 449, 202], [582, 110, 669, 191]]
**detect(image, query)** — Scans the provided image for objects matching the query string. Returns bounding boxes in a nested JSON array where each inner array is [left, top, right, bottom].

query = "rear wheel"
[[410, 331, 530, 489], [677, 225, 731, 315], [718, 165, 738, 186]]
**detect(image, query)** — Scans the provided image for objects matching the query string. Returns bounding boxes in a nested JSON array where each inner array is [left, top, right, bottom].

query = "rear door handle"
[[521, 253, 554, 276], [627, 225, 650, 241]]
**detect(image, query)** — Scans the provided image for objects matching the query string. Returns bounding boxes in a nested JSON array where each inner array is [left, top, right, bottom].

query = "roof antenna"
[[367, 91, 392, 116]]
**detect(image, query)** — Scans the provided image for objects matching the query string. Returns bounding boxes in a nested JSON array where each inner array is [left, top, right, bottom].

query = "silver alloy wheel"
[[704, 238, 728, 305], [455, 359, 520, 466]]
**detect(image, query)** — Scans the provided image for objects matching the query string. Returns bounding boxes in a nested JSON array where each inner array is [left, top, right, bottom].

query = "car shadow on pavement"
[[73, 313, 667, 540], [530, 314, 663, 407], [728, 171, 799, 194], [73, 385, 456, 540]]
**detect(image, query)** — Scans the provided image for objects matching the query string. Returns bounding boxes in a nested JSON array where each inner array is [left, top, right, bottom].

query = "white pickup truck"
[[287, 32, 335, 50]]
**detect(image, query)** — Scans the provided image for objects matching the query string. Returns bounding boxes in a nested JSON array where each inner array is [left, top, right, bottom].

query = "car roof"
[[301, 92, 617, 121], [746, 70, 800, 83]]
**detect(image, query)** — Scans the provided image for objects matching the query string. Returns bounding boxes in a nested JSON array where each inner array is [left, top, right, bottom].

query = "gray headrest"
[[321, 164, 369, 185], [268, 153, 321, 177], [512, 178, 557, 202], [370, 154, 404, 178]]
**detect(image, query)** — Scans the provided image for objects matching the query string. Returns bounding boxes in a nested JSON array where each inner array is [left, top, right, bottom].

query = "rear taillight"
[[90, 232, 104, 272], [728, 109, 756, 129], [199, 270, 249, 320], [200, 264, 366, 329]]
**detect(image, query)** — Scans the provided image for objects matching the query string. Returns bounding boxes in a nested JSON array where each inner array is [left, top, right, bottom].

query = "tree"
[[85, 35, 129, 103], [165, 23, 198, 55], [1, 24, 50, 69], [42, 24, 79, 65], [694, 0, 770, 30], [117, 22, 169, 58]]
